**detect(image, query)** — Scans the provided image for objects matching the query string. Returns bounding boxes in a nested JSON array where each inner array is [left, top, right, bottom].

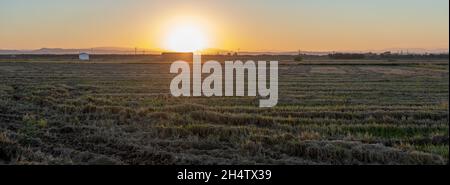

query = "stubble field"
[[0, 56, 448, 165]]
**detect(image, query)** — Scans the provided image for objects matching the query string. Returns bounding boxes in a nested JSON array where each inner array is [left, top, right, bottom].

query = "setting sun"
[[163, 22, 209, 52]]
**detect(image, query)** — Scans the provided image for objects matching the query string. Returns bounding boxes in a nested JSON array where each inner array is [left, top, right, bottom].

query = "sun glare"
[[164, 22, 209, 52]]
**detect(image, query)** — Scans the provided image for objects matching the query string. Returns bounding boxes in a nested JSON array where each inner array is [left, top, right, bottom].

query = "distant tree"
[[329, 53, 365, 59], [295, 50, 304, 61]]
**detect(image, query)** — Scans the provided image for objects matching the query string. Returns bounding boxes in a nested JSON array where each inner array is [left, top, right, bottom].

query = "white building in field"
[[79, 53, 90, 61]]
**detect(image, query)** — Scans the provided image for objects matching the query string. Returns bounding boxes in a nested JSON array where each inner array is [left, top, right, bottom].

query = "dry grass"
[[0, 56, 448, 165], [310, 67, 347, 74], [358, 66, 415, 76]]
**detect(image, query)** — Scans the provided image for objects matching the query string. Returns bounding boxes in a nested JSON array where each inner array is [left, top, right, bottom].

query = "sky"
[[0, 0, 448, 51]]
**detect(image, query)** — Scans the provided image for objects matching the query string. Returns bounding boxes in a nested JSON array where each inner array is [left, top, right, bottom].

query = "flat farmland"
[[0, 57, 448, 164]]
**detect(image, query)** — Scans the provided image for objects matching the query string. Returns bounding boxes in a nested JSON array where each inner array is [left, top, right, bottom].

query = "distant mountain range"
[[0, 47, 448, 55], [0, 47, 160, 55]]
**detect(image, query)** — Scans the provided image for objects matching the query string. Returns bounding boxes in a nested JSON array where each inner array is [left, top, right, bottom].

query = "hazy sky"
[[0, 0, 448, 51]]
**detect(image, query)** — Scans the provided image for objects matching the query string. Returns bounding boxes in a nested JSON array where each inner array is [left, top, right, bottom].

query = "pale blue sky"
[[1, 0, 448, 51]]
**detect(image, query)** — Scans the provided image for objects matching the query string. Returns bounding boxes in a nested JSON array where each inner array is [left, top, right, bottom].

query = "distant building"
[[161, 52, 193, 57], [79, 53, 90, 61], [161, 52, 193, 61]]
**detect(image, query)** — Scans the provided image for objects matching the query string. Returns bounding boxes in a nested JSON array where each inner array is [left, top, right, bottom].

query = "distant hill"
[[0, 47, 161, 55]]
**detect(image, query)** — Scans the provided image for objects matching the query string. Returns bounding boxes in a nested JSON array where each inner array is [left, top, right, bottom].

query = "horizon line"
[[1, 46, 449, 53]]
